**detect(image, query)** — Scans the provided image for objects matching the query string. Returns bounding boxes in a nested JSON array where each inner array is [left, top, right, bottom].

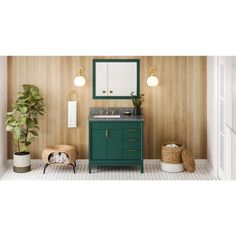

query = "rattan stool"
[[42, 145, 78, 174]]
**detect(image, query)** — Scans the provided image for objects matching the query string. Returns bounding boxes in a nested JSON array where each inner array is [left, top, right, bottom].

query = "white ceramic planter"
[[160, 161, 184, 173], [13, 152, 31, 173]]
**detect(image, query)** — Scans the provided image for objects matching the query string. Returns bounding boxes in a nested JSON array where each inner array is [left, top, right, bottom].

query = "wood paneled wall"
[[7, 56, 207, 159]]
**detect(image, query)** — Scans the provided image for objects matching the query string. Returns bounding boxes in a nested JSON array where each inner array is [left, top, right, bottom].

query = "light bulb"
[[74, 76, 86, 87], [147, 75, 159, 86]]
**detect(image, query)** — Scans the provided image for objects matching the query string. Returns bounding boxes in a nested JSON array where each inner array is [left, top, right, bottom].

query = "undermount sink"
[[93, 115, 121, 119]]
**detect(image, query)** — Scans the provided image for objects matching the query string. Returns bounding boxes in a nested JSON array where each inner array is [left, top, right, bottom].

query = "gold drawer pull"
[[128, 129, 136, 131], [102, 90, 106, 94], [105, 129, 109, 138], [128, 139, 136, 142], [128, 149, 137, 152]]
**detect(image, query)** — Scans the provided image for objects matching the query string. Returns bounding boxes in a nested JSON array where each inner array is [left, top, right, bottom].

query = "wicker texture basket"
[[161, 141, 184, 164], [182, 149, 195, 172]]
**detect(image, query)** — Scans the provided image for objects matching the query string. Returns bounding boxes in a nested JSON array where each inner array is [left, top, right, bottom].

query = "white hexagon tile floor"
[[0, 160, 217, 180]]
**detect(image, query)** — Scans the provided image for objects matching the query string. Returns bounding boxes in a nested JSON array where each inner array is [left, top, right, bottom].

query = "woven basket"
[[161, 141, 185, 164], [182, 149, 195, 172]]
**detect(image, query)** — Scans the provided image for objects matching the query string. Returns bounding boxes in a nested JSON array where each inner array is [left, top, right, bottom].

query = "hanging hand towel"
[[68, 101, 77, 128]]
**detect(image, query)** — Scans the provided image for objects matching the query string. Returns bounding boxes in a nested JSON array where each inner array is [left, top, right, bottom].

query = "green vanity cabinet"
[[89, 121, 144, 173]]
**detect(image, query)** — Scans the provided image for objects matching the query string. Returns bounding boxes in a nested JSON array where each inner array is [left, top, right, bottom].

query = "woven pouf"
[[42, 144, 78, 174]]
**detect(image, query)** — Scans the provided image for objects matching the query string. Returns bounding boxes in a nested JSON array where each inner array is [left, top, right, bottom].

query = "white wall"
[[229, 57, 236, 179], [223, 57, 236, 179], [232, 131, 236, 179], [0, 56, 8, 176], [207, 57, 218, 176], [232, 59, 236, 131], [208, 56, 236, 179]]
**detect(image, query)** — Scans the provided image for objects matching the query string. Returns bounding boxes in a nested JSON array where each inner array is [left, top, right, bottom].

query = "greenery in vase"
[[6, 84, 45, 153], [130, 92, 145, 108]]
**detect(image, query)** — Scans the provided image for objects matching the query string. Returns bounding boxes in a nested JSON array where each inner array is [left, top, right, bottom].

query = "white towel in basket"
[[165, 143, 178, 148]]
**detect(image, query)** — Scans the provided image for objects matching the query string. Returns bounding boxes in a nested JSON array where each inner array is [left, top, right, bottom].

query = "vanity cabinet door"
[[91, 127, 123, 160], [91, 130, 107, 160], [107, 130, 123, 159], [108, 62, 137, 96]]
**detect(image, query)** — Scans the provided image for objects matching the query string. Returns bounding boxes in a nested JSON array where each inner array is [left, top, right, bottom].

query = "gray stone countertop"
[[88, 107, 144, 121]]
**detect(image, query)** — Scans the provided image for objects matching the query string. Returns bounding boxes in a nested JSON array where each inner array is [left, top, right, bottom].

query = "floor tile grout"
[[1, 159, 217, 181]]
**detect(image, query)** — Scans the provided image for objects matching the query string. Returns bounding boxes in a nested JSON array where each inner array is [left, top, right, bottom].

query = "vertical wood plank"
[[7, 56, 207, 159]]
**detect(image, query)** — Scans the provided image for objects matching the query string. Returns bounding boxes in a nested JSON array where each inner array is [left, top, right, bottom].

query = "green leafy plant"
[[6, 84, 45, 153], [130, 92, 145, 108]]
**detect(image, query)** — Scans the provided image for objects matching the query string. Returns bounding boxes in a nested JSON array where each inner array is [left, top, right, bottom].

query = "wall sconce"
[[147, 66, 159, 87], [74, 66, 86, 87]]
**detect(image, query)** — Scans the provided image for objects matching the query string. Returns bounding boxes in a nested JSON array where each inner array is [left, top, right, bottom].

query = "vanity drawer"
[[123, 149, 141, 160], [91, 122, 122, 129], [122, 122, 141, 130], [123, 139, 141, 149], [123, 129, 141, 139]]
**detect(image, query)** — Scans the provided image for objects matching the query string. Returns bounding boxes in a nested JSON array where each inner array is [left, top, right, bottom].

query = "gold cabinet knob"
[[109, 90, 113, 94], [102, 90, 106, 94]]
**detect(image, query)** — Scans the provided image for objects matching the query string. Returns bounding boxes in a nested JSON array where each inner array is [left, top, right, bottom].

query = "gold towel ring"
[[68, 90, 79, 101]]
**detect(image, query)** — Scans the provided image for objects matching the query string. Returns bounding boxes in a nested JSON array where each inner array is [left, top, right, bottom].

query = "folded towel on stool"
[[49, 152, 69, 164]]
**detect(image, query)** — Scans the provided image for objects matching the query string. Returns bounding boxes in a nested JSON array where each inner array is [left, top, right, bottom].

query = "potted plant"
[[130, 92, 144, 115], [6, 84, 45, 173]]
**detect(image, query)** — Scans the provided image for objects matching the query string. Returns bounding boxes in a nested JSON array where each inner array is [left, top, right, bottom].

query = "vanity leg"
[[141, 164, 144, 174], [74, 161, 76, 167], [89, 164, 92, 174]]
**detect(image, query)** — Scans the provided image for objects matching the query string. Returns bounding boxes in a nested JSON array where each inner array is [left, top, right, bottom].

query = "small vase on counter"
[[134, 107, 142, 116], [131, 92, 144, 116]]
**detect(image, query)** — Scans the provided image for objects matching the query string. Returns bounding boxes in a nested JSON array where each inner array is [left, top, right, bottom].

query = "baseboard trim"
[[0, 161, 9, 179], [206, 160, 219, 180]]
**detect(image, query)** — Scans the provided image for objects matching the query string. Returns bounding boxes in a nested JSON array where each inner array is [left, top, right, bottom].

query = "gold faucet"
[[99, 108, 115, 115]]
